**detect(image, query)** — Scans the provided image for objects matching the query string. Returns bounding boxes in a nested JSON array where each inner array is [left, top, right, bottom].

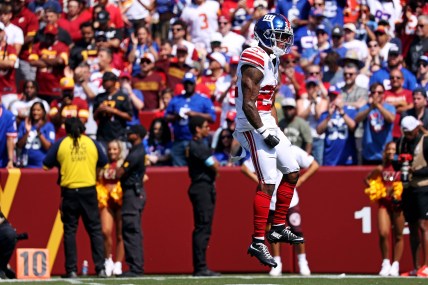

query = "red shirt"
[[280, 71, 306, 98], [201, 73, 225, 97], [49, 97, 89, 139], [0, 45, 17, 95], [11, 8, 39, 60], [29, 41, 70, 98], [58, 10, 92, 42], [384, 89, 413, 138], [155, 59, 191, 90], [132, 71, 166, 111]]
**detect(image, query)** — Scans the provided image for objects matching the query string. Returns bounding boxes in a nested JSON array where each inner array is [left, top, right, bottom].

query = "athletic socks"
[[253, 191, 272, 239], [273, 181, 295, 225]]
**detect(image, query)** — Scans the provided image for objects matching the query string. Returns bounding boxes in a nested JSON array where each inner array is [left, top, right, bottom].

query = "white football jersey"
[[235, 46, 279, 132]]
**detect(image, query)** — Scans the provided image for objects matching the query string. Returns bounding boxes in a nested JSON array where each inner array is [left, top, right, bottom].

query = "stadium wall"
[[0, 167, 414, 275]]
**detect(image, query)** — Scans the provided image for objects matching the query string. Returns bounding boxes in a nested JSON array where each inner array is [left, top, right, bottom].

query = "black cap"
[[96, 10, 110, 23], [102, 71, 118, 82], [126, 124, 147, 138]]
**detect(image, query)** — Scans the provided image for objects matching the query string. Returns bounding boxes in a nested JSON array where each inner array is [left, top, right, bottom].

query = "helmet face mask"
[[254, 13, 294, 56]]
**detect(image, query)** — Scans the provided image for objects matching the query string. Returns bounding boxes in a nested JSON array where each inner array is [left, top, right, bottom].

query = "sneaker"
[[193, 269, 221, 276], [389, 261, 399, 276], [105, 258, 114, 277], [267, 226, 305, 244], [379, 259, 391, 276], [269, 261, 282, 276], [113, 261, 122, 275], [247, 242, 277, 268], [417, 265, 428, 277], [97, 269, 107, 278], [299, 260, 311, 276], [400, 269, 417, 276]]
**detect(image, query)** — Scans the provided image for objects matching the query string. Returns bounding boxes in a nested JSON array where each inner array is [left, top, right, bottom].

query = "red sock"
[[253, 191, 272, 238], [272, 181, 295, 225]]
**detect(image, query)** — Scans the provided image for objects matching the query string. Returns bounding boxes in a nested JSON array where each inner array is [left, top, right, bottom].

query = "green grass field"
[[1, 275, 427, 285]]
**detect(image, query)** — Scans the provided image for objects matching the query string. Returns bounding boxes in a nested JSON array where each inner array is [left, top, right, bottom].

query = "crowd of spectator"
[[0, 0, 427, 170]]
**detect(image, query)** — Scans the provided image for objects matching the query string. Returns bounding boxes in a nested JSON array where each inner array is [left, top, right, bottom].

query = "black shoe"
[[267, 226, 305, 244], [61, 271, 78, 278], [4, 268, 16, 279], [118, 271, 143, 278], [247, 242, 277, 268], [0, 270, 7, 279], [97, 269, 107, 278], [193, 269, 221, 277]]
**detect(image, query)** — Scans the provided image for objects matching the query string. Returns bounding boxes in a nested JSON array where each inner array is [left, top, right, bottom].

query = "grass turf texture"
[[0, 275, 426, 285]]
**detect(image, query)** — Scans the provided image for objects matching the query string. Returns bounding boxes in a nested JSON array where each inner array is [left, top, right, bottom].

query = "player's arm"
[[241, 64, 264, 129], [296, 160, 319, 188]]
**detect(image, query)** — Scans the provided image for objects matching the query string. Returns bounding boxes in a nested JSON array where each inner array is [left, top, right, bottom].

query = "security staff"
[[0, 208, 17, 279], [43, 118, 107, 278], [116, 124, 147, 277], [187, 116, 220, 277]]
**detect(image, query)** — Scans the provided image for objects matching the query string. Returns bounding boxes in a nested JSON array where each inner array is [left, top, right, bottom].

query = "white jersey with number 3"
[[235, 46, 279, 132]]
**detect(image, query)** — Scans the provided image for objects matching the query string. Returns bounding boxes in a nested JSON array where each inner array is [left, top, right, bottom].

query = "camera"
[[398, 153, 413, 185]]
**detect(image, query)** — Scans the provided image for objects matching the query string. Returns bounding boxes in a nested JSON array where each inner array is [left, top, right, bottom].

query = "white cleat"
[[269, 261, 282, 276], [104, 258, 114, 277], [299, 260, 311, 276], [389, 261, 399, 276], [379, 259, 391, 277], [113, 261, 122, 275]]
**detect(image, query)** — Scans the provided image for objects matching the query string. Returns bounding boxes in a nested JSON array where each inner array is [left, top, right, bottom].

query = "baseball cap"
[[60, 77, 75, 90], [413, 87, 427, 98], [226, 110, 237, 121], [309, 7, 324, 17], [95, 30, 107, 41], [332, 26, 344, 37], [305, 76, 318, 85], [418, 55, 428, 64], [96, 10, 110, 23], [102, 71, 118, 82], [388, 45, 401, 57], [316, 24, 327, 33], [230, 55, 240, 65], [281, 97, 296, 108], [0, 22, 5, 31], [182, 72, 196, 84], [210, 32, 223, 43], [339, 49, 364, 69], [218, 12, 231, 22], [344, 23, 357, 33], [375, 26, 387, 34], [140, 53, 155, 63], [253, 0, 268, 8], [328, 85, 341, 96], [209, 51, 226, 68], [126, 124, 147, 138], [44, 24, 58, 35], [401, 116, 421, 132]]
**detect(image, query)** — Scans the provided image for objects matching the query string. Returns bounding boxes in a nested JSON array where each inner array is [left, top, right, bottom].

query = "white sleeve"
[[15, 27, 24, 45]]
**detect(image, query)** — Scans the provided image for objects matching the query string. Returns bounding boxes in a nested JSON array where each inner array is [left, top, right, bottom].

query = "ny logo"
[[263, 14, 275, 21]]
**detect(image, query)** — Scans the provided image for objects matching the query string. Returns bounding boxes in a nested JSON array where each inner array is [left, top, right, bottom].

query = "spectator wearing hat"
[[58, 0, 92, 42], [343, 23, 368, 62], [0, 3, 24, 56], [127, 25, 159, 76], [180, 0, 220, 53], [276, 0, 311, 32], [49, 77, 89, 140], [69, 22, 97, 70], [11, 0, 39, 83], [406, 15, 428, 74], [201, 51, 227, 98], [217, 12, 245, 57], [367, 0, 402, 35], [92, 0, 124, 30], [93, 9, 123, 51], [170, 19, 199, 67], [215, 55, 238, 128], [280, 53, 306, 98], [29, 24, 69, 103], [209, 32, 224, 54], [118, 71, 144, 126], [93, 71, 133, 151], [402, 87, 428, 132], [330, 26, 347, 58], [165, 72, 216, 166], [28, 0, 62, 14], [369, 45, 417, 91], [279, 97, 313, 154], [0, 22, 18, 110], [36, 7, 72, 46], [312, 24, 331, 65], [339, 49, 369, 89], [296, 76, 328, 164], [384, 68, 413, 141], [374, 25, 397, 64], [316, 86, 358, 166], [131, 52, 165, 110], [416, 55, 428, 91], [355, 83, 395, 165]]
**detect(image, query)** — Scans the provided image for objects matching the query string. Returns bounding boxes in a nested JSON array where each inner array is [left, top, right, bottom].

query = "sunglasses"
[[419, 62, 428, 67], [371, 90, 384, 95], [368, 44, 378, 48], [309, 72, 320, 76], [285, 60, 297, 64], [418, 24, 426, 28], [218, 22, 228, 26], [390, 76, 402, 80], [344, 72, 356, 77]]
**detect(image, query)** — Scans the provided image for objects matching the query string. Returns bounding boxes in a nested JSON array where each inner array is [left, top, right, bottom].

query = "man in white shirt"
[[218, 12, 246, 57], [0, 4, 24, 56], [343, 23, 368, 62]]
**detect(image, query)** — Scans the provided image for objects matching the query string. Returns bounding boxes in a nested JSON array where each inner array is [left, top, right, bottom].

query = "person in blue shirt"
[[324, 0, 346, 26], [369, 46, 417, 91], [416, 55, 428, 92], [276, 0, 311, 33], [165, 72, 216, 166], [118, 72, 145, 126], [0, 99, 17, 168], [127, 26, 159, 76], [16, 102, 55, 168], [316, 87, 358, 165], [355, 83, 396, 165]]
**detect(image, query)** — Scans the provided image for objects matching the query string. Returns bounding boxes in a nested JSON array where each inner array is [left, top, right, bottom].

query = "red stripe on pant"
[[253, 191, 272, 238], [272, 180, 295, 225], [243, 131, 265, 184]]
